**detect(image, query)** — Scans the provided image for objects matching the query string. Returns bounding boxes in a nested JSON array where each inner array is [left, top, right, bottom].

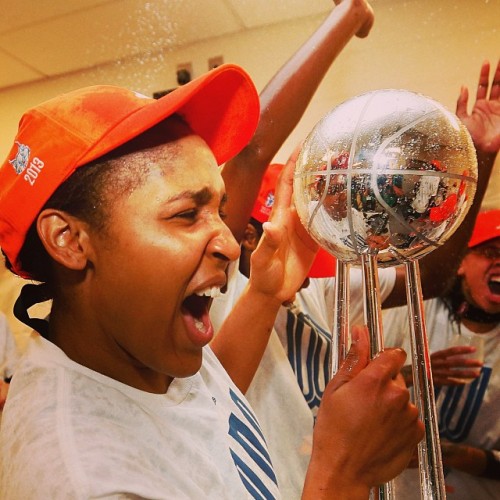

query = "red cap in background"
[[468, 209, 500, 248], [251, 163, 336, 277]]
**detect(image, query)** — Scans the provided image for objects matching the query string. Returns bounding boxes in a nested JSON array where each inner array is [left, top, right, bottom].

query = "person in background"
[[0, 64, 423, 499], [384, 209, 500, 499]]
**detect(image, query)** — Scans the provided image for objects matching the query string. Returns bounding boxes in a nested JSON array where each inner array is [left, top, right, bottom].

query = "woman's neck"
[[461, 317, 497, 333]]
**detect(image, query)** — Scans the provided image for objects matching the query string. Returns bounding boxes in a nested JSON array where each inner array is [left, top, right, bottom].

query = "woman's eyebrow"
[[167, 187, 216, 206]]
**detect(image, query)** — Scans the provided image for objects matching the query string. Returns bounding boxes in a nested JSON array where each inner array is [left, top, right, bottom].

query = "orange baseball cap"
[[251, 163, 336, 278], [468, 209, 500, 248], [251, 163, 283, 224], [0, 64, 260, 278]]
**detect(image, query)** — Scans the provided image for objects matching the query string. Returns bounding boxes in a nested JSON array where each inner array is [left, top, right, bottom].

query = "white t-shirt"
[[383, 299, 500, 499], [0, 312, 20, 380], [210, 263, 397, 500], [0, 334, 280, 500]]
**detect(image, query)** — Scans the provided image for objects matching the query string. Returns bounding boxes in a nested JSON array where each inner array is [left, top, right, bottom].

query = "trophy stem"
[[360, 253, 395, 500], [360, 253, 384, 356], [331, 260, 350, 378], [404, 260, 446, 500]]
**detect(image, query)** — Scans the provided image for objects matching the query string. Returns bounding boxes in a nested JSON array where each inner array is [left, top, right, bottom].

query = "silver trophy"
[[293, 89, 478, 500]]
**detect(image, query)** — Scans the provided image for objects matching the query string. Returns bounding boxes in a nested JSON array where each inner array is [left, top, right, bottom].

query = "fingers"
[[455, 85, 469, 119], [442, 368, 482, 383], [430, 346, 483, 369], [268, 144, 301, 225], [476, 60, 491, 101], [490, 58, 500, 100], [253, 221, 282, 262], [431, 345, 475, 359], [474, 59, 500, 100], [327, 325, 369, 391], [330, 326, 407, 392], [314, 324, 424, 487], [332, 0, 375, 39], [439, 357, 483, 370], [355, 4, 375, 39], [457, 58, 500, 117], [364, 345, 408, 383]]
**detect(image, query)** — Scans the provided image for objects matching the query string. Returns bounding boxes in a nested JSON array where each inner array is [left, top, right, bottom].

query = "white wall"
[[1, 1, 499, 194]]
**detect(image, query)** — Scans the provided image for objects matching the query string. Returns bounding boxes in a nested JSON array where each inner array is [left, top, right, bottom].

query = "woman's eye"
[[175, 209, 198, 220], [219, 208, 228, 221]]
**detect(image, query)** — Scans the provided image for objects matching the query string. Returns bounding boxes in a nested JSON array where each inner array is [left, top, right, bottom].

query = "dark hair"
[[5, 156, 115, 283], [439, 275, 463, 326], [248, 217, 264, 239], [4, 115, 190, 284]]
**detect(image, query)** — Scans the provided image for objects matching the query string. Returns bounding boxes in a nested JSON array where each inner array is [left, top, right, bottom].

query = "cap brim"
[[80, 63, 260, 168], [468, 209, 500, 248]]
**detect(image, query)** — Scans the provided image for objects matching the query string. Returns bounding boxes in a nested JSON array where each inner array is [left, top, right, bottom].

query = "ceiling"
[[0, 0, 335, 91]]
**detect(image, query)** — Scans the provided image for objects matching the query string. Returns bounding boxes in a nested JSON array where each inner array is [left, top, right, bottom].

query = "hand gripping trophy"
[[293, 89, 478, 500]]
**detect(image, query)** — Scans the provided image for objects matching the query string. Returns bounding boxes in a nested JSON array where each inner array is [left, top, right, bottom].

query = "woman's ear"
[[37, 209, 91, 272], [242, 223, 259, 252]]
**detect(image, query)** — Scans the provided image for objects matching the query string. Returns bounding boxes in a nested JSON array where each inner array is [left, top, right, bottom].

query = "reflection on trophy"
[[293, 89, 478, 500]]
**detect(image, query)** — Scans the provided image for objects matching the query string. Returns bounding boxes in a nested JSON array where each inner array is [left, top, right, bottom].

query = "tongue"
[[182, 295, 214, 347]]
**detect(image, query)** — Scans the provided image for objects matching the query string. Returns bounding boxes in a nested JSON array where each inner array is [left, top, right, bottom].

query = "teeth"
[[194, 318, 207, 333], [195, 286, 222, 298], [491, 276, 500, 283]]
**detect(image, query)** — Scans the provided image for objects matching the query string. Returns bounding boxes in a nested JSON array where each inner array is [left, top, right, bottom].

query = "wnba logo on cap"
[[9, 142, 31, 174], [9, 141, 45, 186], [262, 190, 275, 211], [251, 164, 283, 224]]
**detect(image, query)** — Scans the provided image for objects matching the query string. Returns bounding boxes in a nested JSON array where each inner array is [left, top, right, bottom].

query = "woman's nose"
[[210, 221, 241, 263]]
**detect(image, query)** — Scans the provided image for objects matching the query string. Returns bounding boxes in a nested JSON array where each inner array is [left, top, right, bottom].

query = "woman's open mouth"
[[181, 287, 222, 347], [487, 274, 500, 296]]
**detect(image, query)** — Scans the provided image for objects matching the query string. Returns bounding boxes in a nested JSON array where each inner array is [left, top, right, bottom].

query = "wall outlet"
[[176, 62, 193, 74]]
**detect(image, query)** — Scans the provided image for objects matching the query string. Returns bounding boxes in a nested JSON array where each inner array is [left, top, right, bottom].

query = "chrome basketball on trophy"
[[293, 89, 478, 500]]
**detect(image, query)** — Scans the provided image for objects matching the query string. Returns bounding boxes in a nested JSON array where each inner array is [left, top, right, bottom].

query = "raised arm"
[[222, 0, 374, 243], [212, 150, 318, 392], [384, 59, 500, 309]]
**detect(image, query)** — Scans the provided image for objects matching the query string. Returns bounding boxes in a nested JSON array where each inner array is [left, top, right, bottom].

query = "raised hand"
[[456, 59, 500, 153], [249, 147, 318, 304], [333, 0, 374, 38]]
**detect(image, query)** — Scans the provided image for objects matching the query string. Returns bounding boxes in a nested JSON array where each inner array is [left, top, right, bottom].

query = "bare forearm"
[[254, 0, 372, 161], [418, 149, 496, 298], [384, 150, 497, 309], [302, 461, 370, 500], [210, 285, 282, 393], [302, 471, 370, 500]]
